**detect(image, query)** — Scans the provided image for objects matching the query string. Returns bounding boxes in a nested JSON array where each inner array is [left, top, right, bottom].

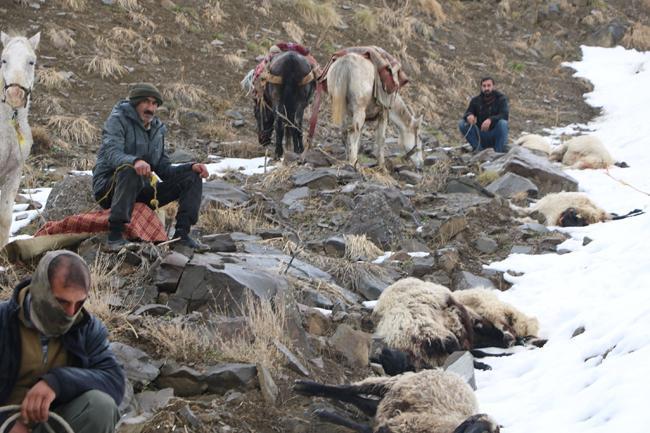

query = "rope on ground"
[[604, 168, 650, 197], [0, 405, 75, 433]]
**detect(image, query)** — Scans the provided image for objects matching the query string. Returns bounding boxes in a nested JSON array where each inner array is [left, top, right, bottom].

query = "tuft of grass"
[[417, 0, 446, 25], [344, 234, 383, 261], [87, 55, 127, 79], [174, 11, 192, 29], [203, 1, 226, 27], [129, 11, 157, 32], [163, 82, 208, 107], [282, 21, 304, 44], [214, 141, 264, 158], [355, 8, 378, 34], [421, 159, 451, 192], [259, 162, 295, 190], [37, 68, 70, 90], [358, 166, 398, 187], [57, 0, 86, 11], [198, 203, 268, 234], [622, 23, 650, 51], [46, 115, 99, 146], [223, 53, 247, 69], [116, 0, 140, 11], [476, 170, 500, 186], [294, 0, 341, 27], [47, 27, 76, 50]]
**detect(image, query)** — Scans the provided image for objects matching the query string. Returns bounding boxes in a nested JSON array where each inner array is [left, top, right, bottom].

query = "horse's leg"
[[348, 110, 366, 168], [0, 172, 21, 247], [294, 107, 305, 154], [375, 108, 388, 169], [274, 108, 285, 159]]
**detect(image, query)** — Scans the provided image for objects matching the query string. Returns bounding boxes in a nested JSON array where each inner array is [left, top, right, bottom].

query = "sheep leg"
[[294, 381, 379, 416], [313, 409, 373, 433]]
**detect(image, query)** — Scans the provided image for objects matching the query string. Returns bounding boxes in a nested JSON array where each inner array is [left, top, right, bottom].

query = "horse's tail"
[[329, 58, 350, 127]]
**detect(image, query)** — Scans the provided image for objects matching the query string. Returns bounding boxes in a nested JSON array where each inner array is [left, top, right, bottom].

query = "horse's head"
[[399, 114, 424, 171], [1, 32, 39, 110]]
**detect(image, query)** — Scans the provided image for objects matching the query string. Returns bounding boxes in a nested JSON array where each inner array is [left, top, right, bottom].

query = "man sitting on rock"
[[458, 76, 509, 153], [0, 250, 125, 433], [92, 83, 209, 251]]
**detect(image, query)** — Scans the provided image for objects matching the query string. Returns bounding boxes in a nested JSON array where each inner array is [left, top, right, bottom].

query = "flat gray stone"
[[201, 180, 250, 208], [454, 271, 496, 291], [282, 187, 310, 206], [443, 351, 476, 390], [135, 388, 174, 415], [274, 340, 310, 376], [474, 236, 498, 254], [201, 233, 237, 252], [486, 172, 539, 198], [110, 342, 160, 385], [156, 365, 207, 397], [203, 363, 258, 394], [511, 245, 533, 254], [482, 147, 578, 194], [257, 364, 279, 405]]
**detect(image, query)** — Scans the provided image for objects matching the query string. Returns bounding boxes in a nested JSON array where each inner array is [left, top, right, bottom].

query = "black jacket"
[[92, 100, 192, 196], [463, 90, 509, 130], [0, 279, 125, 411]]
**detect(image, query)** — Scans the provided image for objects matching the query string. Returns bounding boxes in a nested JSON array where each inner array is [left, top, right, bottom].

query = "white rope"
[[0, 405, 75, 433]]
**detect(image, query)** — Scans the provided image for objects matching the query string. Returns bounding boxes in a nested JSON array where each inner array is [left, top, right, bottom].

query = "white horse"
[[0, 32, 39, 247], [327, 53, 424, 170]]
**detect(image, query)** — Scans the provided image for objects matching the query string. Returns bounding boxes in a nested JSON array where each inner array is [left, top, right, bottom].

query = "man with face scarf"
[[0, 251, 124, 433], [458, 76, 510, 153], [92, 83, 210, 252]]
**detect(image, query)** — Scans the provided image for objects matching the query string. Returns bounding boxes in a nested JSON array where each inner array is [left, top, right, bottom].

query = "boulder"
[[282, 187, 310, 207], [201, 180, 250, 208], [110, 342, 160, 386], [343, 191, 403, 249], [482, 147, 578, 195], [156, 365, 207, 397], [329, 324, 371, 368], [486, 172, 539, 198], [43, 175, 95, 221], [153, 251, 189, 293], [203, 363, 258, 394]]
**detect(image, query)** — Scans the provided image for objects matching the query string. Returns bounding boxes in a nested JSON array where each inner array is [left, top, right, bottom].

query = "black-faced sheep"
[[372, 278, 541, 374], [294, 369, 500, 433], [524, 191, 610, 227], [514, 133, 551, 156], [549, 135, 615, 169]]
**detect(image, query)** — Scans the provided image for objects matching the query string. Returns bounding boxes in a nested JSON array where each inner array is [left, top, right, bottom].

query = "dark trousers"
[[95, 167, 202, 233], [33, 390, 119, 433], [459, 119, 509, 153]]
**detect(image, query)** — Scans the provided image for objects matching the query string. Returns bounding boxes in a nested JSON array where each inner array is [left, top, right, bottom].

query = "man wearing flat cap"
[[0, 251, 124, 433], [92, 83, 209, 250]]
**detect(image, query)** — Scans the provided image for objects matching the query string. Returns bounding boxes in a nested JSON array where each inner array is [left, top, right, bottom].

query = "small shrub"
[[87, 55, 127, 79], [355, 9, 377, 33], [46, 115, 99, 146]]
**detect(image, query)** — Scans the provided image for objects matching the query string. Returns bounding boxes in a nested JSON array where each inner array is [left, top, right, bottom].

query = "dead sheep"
[[525, 191, 610, 227], [372, 278, 541, 374], [294, 369, 500, 433], [549, 135, 615, 169], [514, 133, 551, 156]]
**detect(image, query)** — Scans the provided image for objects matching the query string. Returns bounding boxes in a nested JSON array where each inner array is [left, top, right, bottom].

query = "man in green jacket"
[[93, 83, 209, 250]]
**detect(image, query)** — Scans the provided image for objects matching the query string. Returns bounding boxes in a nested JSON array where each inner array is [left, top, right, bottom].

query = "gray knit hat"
[[129, 82, 163, 106]]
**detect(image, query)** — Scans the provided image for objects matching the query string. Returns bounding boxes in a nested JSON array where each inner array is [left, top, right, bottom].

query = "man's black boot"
[[106, 223, 128, 251], [173, 229, 209, 252]]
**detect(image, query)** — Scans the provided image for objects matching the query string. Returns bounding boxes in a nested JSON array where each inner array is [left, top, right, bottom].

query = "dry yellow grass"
[[224, 53, 247, 69], [476, 170, 500, 186], [622, 23, 650, 51], [343, 234, 383, 261], [358, 166, 398, 187], [129, 11, 157, 32], [203, 1, 226, 26], [355, 8, 378, 34], [37, 68, 69, 90], [142, 292, 291, 371], [199, 121, 232, 141], [421, 159, 451, 193], [282, 21, 305, 44], [109, 26, 139, 43], [46, 115, 99, 146], [57, 0, 86, 11], [174, 11, 192, 29], [32, 95, 65, 115], [87, 55, 127, 79], [293, 0, 341, 27], [198, 203, 268, 234], [116, 0, 140, 11], [47, 27, 76, 50], [259, 162, 296, 190], [417, 0, 446, 24], [163, 82, 208, 107], [214, 141, 265, 158]]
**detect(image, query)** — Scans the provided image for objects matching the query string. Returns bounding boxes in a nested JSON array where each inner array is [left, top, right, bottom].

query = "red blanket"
[[35, 202, 168, 242]]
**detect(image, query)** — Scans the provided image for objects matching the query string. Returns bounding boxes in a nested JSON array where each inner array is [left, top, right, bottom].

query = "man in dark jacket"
[[458, 76, 509, 152], [0, 250, 125, 433], [93, 83, 209, 251]]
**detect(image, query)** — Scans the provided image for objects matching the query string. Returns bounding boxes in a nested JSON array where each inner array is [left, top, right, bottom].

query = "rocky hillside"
[[2, 1, 650, 433]]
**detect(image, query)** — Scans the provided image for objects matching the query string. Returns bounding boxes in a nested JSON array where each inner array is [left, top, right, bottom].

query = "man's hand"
[[8, 420, 29, 433], [21, 380, 56, 424], [466, 114, 477, 125], [134, 159, 151, 177], [192, 163, 209, 179], [481, 118, 492, 131]]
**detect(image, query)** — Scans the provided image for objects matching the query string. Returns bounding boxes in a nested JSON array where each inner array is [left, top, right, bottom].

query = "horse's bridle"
[[1, 82, 32, 109]]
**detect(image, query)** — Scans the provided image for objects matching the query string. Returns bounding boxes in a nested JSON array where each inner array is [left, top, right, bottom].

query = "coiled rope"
[[0, 405, 74, 433], [95, 163, 160, 210]]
